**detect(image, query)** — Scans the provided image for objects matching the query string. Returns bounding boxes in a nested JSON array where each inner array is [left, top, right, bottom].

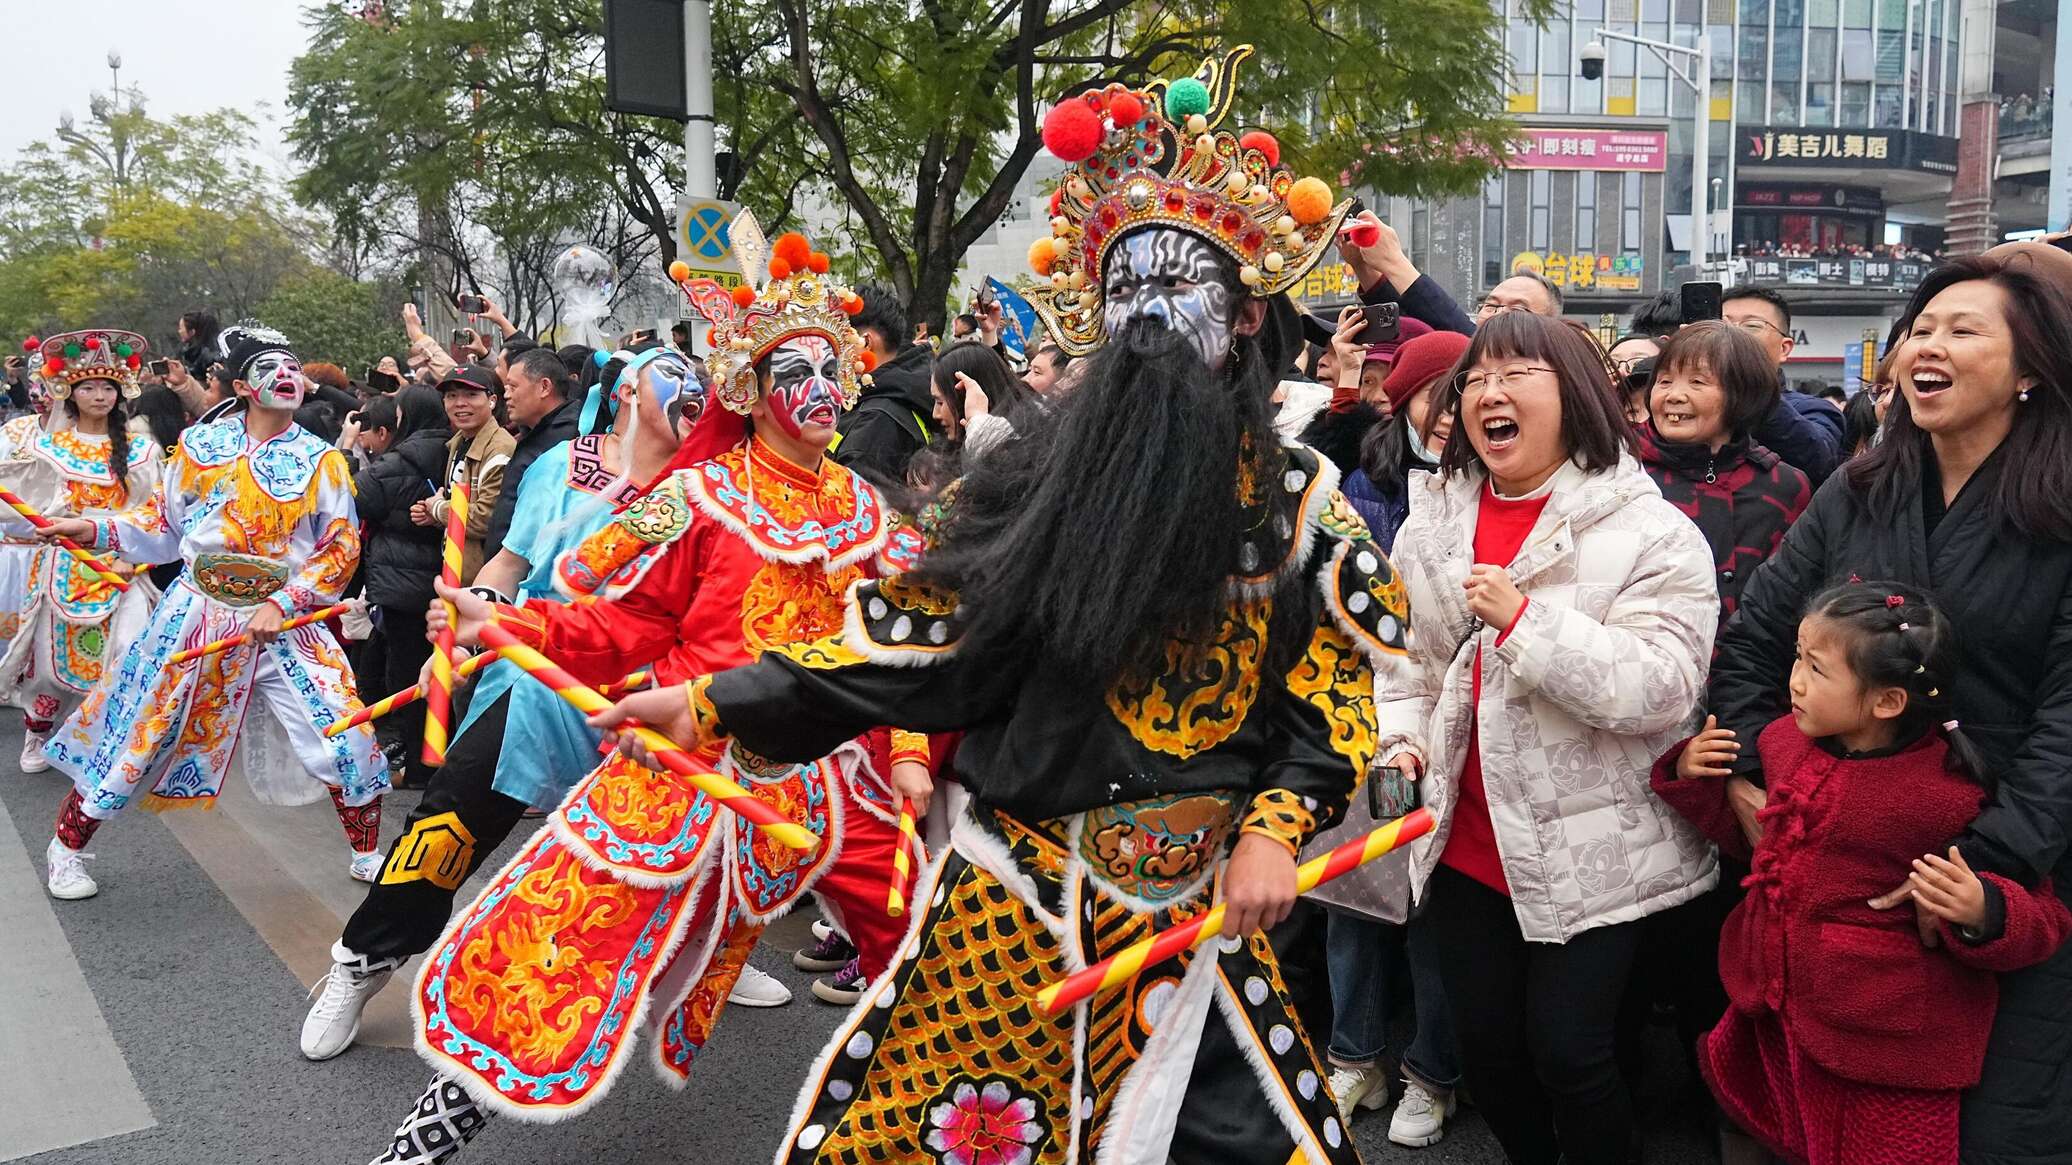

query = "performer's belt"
[[189, 553, 289, 607], [985, 790, 1241, 910]]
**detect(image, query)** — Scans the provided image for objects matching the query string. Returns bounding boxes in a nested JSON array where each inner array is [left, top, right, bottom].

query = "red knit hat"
[[1381, 329, 1472, 415]]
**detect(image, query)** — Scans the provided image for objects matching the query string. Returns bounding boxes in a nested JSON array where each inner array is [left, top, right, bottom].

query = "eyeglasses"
[[1459, 366, 1555, 397], [1863, 381, 1894, 401], [1725, 316, 1787, 339], [1473, 298, 1528, 319]]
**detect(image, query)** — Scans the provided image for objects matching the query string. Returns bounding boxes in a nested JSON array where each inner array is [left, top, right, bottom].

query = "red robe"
[[1653, 719, 2072, 1164]]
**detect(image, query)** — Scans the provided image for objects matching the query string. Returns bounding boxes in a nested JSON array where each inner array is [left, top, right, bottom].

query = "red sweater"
[[1652, 718, 2072, 1090], [1437, 484, 1548, 895]]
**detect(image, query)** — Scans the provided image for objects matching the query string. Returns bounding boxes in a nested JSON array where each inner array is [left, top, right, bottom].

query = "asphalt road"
[[0, 716, 1716, 1164]]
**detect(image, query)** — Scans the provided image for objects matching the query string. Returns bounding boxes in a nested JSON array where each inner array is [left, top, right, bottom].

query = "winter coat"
[[1750, 379, 1844, 485], [352, 426, 451, 611], [483, 396, 579, 561], [1359, 274, 1477, 337], [1377, 453, 1721, 942], [1708, 441, 2072, 1162], [833, 342, 934, 490], [1636, 428, 1811, 627], [1653, 718, 2072, 1090], [425, 423, 517, 583]]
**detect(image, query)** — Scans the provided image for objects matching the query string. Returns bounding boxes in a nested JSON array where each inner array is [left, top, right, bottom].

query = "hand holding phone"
[[149, 358, 170, 377], [1680, 281, 1724, 323], [456, 294, 489, 315], [1355, 303, 1401, 347]]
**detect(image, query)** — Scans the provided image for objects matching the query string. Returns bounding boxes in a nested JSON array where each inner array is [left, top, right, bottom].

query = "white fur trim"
[[1210, 971, 1332, 1163], [840, 578, 958, 667], [948, 804, 1067, 939], [1233, 447, 1340, 600], [407, 846, 720, 1124], [772, 837, 959, 1165], [720, 752, 846, 926], [1096, 932, 1226, 1165], [683, 452, 891, 570]]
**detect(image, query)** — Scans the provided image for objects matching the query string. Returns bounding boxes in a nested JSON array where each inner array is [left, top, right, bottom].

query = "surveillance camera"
[[1580, 40, 1608, 82]]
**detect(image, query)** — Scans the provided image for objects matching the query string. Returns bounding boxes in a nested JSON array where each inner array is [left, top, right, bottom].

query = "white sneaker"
[[300, 941, 399, 1061], [1327, 1064, 1390, 1121], [1388, 1078, 1454, 1148], [727, 962, 792, 1008], [348, 851, 382, 883], [19, 732, 50, 774], [45, 837, 97, 900]]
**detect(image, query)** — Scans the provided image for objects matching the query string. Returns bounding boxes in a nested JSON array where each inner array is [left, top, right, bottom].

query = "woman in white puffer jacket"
[[1375, 311, 1718, 1165]]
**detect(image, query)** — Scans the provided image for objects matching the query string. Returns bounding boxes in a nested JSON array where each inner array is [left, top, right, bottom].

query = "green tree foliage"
[[257, 272, 413, 372], [289, 0, 1547, 332], [0, 98, 325, 352]]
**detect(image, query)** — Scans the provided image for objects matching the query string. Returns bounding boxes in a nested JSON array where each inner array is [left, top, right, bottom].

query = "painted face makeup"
[[634, 349, 705, 427], [1101, 228, 1238, 370], [765, 335, 841, 440], [245, 350, 306, 411]]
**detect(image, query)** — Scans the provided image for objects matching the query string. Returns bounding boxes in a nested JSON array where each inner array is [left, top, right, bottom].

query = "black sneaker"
[[810, 957, 864, 1005], [792, 921, 856, 972]]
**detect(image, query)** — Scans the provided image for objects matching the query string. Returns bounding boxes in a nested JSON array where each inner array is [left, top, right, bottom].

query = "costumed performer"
[[301, 337, 719, 1061], [36, 323, 387, 901], [0, 329, 160, 769], [364, 223, 926, 1164], [588, 47, 1406, 1165]]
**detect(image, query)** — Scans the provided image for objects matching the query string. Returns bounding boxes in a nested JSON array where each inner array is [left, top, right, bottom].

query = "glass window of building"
[[1577, 173, 1598, 253], [1483, 176, 1505, 286], [1772, 0, 1805, 125], [1529, 169, 1552, 250], [1541, 20, 1572, 113], [1621, 172, 1643, 254], [1806, 27, 1838, 124]]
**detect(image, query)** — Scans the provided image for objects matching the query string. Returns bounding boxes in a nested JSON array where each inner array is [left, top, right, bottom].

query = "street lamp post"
[[55, 50, 132, 193], [1583, 29, 1712, 275]]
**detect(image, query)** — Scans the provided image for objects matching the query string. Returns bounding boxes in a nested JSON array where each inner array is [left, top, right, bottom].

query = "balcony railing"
[[1734, 254, 1933, 291], [1999, 102, 2053, 143]]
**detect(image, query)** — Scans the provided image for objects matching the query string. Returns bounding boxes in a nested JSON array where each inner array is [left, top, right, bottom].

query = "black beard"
[[912, 316, 1285, 686]]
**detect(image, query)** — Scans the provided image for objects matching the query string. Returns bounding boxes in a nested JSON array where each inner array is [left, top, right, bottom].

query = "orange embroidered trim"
[[686, 674, 725, 747], [1239, 788, 1315, 858], [889, 729, 931, 768]]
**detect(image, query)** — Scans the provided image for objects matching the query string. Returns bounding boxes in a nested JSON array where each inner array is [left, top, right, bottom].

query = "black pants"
[[341, 694, 530, 963], [1421, 865, 1642, 1165], [355, 608, 436, 785]]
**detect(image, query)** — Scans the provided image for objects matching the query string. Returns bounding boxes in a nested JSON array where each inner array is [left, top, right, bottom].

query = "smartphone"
[[149, 358, 170, 376], [456, 293, 489, 315], [452, 327, 476, 348], [1355, 302, 1401, 347], [1680, 280, 1724, 323], [367, 367, 399, 391], [1368, 762, 1421, 819]]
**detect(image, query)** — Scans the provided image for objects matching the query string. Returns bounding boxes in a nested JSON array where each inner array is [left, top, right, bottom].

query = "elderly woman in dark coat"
[[1708, 243, 2072, 1163]]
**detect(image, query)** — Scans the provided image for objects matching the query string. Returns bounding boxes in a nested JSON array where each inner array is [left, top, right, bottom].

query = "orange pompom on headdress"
[[669, 214, 869, 416], [1024, 45, 1352, 355]]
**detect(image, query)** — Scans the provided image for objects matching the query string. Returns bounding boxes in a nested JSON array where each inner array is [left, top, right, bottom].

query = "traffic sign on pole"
[[675, 196, 742, 287]]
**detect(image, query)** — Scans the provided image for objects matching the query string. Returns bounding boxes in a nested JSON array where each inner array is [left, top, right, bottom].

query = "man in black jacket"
[[1718, 286, 1845, 484], [832, 286, 932, 489], [482, 346, 575, 559]]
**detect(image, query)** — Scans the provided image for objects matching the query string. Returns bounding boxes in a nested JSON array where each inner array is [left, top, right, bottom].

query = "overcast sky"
[[1, 0, 310, 162]]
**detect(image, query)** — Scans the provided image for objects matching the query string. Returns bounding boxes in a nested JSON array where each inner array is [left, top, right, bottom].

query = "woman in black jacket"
[[1709, 244, 2072, 1163], [351, 387, 451, 784]]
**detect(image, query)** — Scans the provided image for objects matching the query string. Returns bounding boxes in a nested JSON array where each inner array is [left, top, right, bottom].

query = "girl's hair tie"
[[1915, 665, 1926, 674], [1885, 594, 1905, 608], [1944, 720, 1960, 732], [1898, 622, 1910, 631]]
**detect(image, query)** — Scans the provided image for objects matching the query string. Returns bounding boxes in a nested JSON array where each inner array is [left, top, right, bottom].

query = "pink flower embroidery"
[[924, 1079, 1045, 1165]]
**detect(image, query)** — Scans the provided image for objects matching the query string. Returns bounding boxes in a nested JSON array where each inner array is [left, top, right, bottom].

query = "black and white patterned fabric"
[[372, 1076, 487, 1164]]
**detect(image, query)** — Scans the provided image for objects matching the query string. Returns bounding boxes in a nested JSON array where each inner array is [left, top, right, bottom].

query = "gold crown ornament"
[[1025, 46, 1354, 356], [25, 329, 147, 400], [668, 211, 872, 416]]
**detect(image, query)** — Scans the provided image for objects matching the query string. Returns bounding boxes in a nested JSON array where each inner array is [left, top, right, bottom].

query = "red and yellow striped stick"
[[1035, 807, 1436, 1016], [168, 601, 353, 664], [598, 668, 652, 697], [886, 797, 919, 917], [0, 486, 129, 594], [324, 660, 650, 738], [478, 620, 817, 851], [422, 479, 469, 767], [324, 650, 496, 738]]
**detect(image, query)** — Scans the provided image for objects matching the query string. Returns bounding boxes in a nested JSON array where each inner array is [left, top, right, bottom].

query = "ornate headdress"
[[1024, 46, 1353, 356], [668, 210, 872, 416], [26, 329, 147, 400]]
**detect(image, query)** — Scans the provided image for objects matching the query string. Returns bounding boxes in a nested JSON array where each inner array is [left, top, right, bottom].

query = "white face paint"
[[764, 335, 842, 439], [245, 350, 307, 411], [1101, 228, 1239, 370]]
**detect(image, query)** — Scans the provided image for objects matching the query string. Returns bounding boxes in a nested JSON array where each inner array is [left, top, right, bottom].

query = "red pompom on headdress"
[[730, 284, 757, 308], [807, 251, 830, 274], [1107, 91, 1145, 128], [771, 232, 813, 271], [1238, 130, 1280, 167], [1041, 99, 1103, 163], [768, 257, 793, 281]]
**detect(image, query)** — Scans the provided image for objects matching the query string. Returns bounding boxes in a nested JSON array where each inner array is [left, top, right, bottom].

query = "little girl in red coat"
[[1652, 582, 2072, 1165]]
